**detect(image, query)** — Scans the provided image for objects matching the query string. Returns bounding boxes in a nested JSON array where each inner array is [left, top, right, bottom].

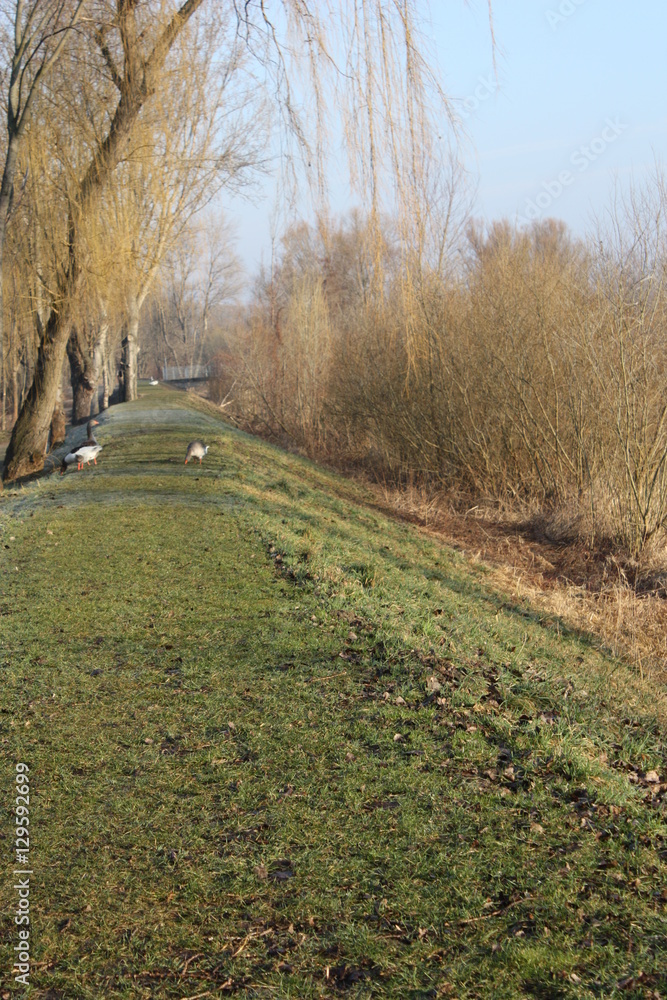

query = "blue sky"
[[226, 0, 667, 272]]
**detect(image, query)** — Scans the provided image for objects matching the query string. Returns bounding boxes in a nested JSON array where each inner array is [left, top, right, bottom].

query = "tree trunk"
[[0, 144, 18, 419], [50, 380, 66, 449], [1, 361, 6, 432], [2, 305, 73, 480], [67, 318, 109, 421], [90, 384, 100, 416], [0, 318, 15, 432], [11, 362, 18, 423], [120, 301, 139, 402], [0, 240, 4, 433], [89, 316, 109, 416], [66, 328, 97, 423], [102, 351, 113, 411], [4, 0, 206, 481]]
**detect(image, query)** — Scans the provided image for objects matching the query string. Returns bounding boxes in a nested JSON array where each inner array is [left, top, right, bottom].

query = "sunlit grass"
[[0, 387, 665, 999]]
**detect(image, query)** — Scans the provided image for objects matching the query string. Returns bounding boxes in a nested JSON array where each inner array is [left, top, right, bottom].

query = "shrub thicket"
[[220, 182, 667, 558]]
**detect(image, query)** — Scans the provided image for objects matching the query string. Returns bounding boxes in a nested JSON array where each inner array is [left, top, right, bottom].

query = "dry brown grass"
[[365, 480, 667, 693]]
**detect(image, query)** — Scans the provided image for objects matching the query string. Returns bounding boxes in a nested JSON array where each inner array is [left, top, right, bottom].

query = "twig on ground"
[[459, 896, 533, 925], [180, 952, 204, 977]]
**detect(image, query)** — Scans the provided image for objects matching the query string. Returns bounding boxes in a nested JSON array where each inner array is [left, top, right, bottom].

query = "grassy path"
[[0, 387, 665, 999]]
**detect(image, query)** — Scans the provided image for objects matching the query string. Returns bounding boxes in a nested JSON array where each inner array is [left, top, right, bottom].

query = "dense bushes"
[[221, 183, 667, 557]]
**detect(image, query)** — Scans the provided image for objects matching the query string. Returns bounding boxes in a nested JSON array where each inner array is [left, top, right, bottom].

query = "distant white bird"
[[185, 440, 209, 465], [149, 378, 158, 386], [61, 420, 102, 473]]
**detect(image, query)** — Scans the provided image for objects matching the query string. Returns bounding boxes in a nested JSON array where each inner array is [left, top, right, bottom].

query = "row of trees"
[[0, 0, 253, 477], [2, 211, 241, 428], [220, 177, 667, 557], [1, 0, 457, 481]]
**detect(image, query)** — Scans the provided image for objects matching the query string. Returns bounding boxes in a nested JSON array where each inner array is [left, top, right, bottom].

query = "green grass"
[[0, 386, 665, 999]]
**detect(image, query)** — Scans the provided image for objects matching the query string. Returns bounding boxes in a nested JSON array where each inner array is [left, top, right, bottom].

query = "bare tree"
[[148, 217, 241, 379]]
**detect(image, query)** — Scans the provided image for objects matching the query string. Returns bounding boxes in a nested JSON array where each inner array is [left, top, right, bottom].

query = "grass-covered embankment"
[[0, 386, 665, 999]]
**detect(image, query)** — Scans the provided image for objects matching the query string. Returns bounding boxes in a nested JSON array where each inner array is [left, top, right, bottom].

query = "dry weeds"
[[367, 480, 667, 692]]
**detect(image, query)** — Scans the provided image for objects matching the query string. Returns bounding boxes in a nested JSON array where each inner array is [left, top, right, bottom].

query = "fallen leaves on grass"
[[323, 963, 380, 988]]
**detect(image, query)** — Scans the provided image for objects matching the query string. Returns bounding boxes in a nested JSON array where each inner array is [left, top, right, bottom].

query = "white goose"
[[184, 440, 209, 465], [61, 420, 103, 473]]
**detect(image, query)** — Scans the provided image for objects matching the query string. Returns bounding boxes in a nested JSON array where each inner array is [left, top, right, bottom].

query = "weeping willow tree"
[[0, 1, 89, 436], [3, 0, 211, 479], [3, 0, 493, 481], [67, 13, 263, 415]]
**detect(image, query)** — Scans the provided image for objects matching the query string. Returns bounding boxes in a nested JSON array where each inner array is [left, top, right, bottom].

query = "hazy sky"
[[224, 0, 667, 273]]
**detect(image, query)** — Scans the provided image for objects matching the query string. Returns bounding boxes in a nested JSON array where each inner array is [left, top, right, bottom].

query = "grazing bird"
[[184, 440, 209, 465], [61, 420, 102, 473]]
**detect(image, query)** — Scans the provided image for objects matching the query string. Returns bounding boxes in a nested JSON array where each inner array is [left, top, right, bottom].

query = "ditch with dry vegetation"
[[0, 387, 665, 999]]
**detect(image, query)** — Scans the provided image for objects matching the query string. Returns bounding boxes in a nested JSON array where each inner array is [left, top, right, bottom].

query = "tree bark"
[[66, 327, 97, 423], [102, 352, 113, 411], [0, 144, 19, 419], [90, 382, 100, 417], [67, 317, 109, 421], [50, 380, 66, 449], [3, 302, 74, 479], [11, 360, 18, 423], [120, 301, 139, 402], [1, 358, 6, 431], [89, 314, 109, 416]]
